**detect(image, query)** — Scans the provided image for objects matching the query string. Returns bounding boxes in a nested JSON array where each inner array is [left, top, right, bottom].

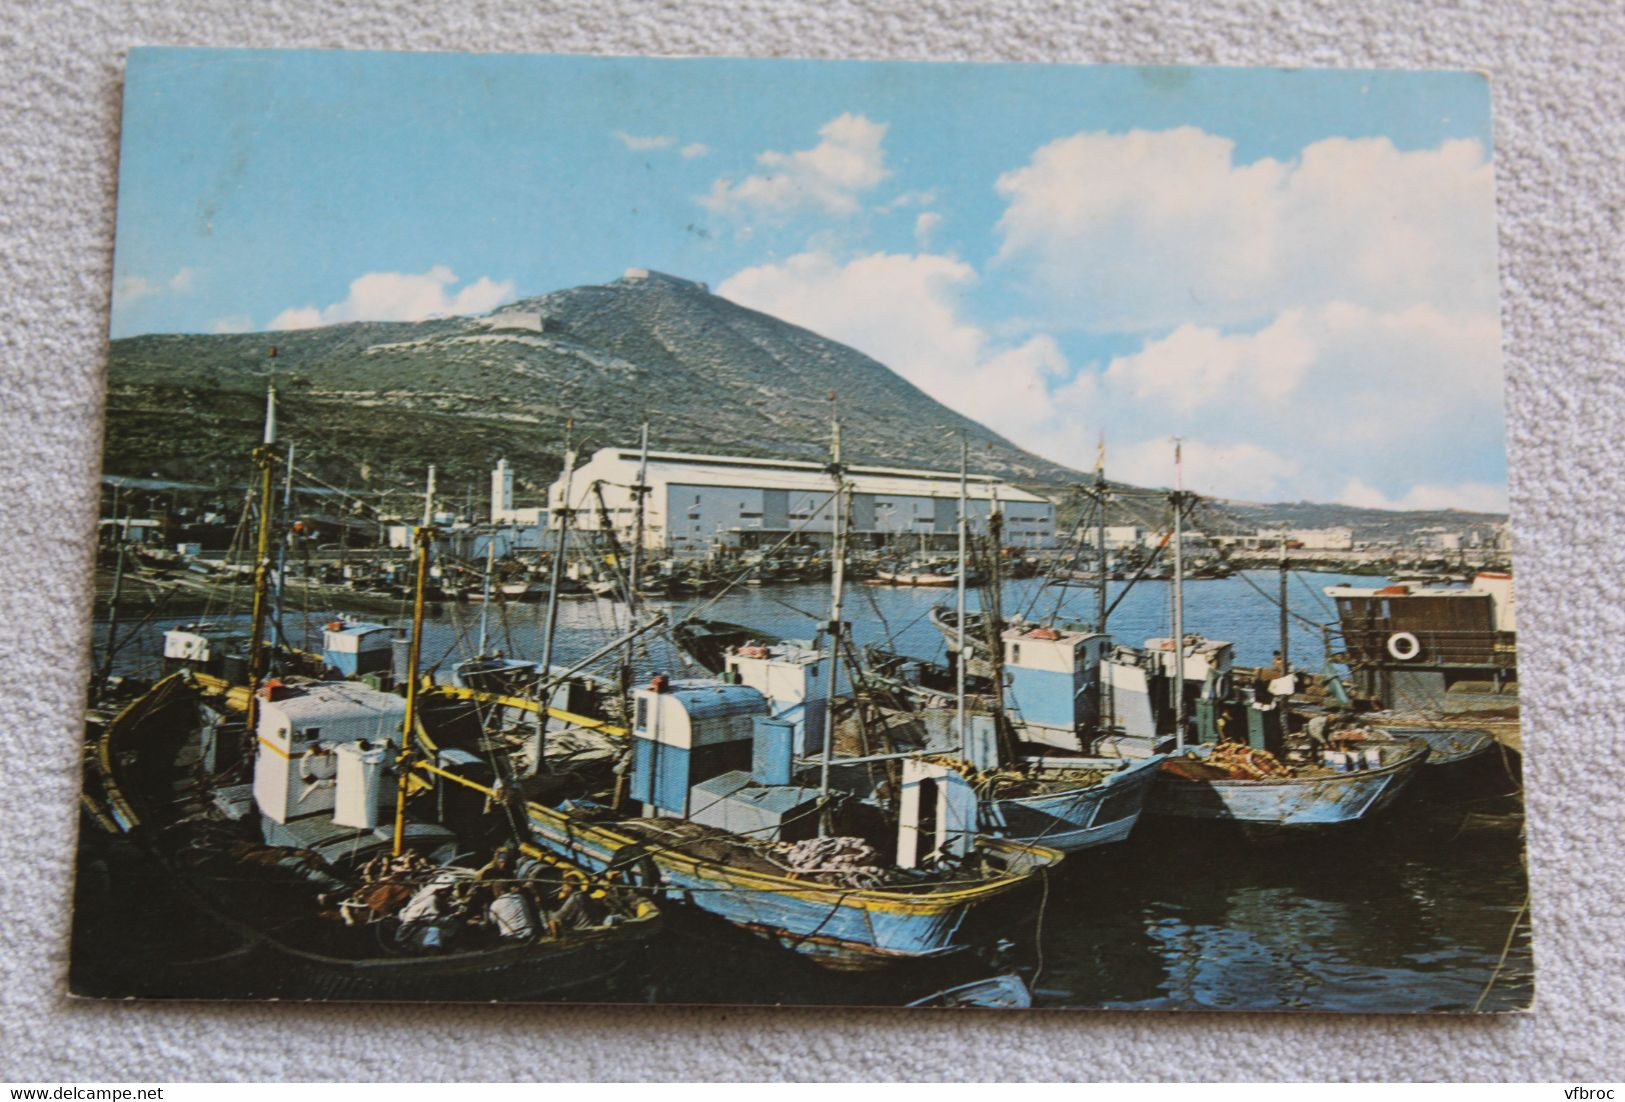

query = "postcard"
[[75, 48, 1528, 1011]]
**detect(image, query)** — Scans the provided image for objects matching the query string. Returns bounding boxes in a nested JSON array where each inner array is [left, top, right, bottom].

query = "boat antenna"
[[1095, 433, 1108, 634], [392, 515, 436, 856], [1278, 522, 1291, 672], [818, 393, 846, 825], [477, 538, 494, 656], [624, 421, 650, 705], [955, 432, 968, 761], [243, 364, 282, 741], [94, 484, 129, 699], [273, 440, 295, 648], [1170, 438, 1186, 751], [981, 470, 1013, 763]]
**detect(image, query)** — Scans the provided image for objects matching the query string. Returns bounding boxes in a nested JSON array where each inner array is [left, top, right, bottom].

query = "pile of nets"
[[764, 835, 891, 889], [917, 754, 1107, 798], [1205, 741, 1296, 780]]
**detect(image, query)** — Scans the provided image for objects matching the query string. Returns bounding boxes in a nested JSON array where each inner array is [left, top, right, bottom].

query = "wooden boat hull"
[[671, 618, 784, 674], [1145, 743, 1429, 827], [872, 572, 957, 587], [1373, 725, 1496, 767], [83, 675, 662, 1002], [524, 802, 1061, 970], [982, 757, 1163, 852]]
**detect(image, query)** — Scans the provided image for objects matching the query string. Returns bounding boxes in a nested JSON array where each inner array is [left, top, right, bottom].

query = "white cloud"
[[113, 267, 198, 315], [701, 114, 891, 219], [613, 131, 675, 151], [114, 275, 158, 305], [1111, 437, 1306, 502], [1336, 477, 1508, 513], [914, 211, 942, 249], [876, 189, 938, 214], [268, 306, 324, 331], [209, 314, 254, 334], [1104, 313, 1317, 414], [717, 250, 1065, 439], [680, 142, 710, 159], [269, 266, 515, 330], [1093, 301, 1505, 503], [994, 128, 1497, 332]]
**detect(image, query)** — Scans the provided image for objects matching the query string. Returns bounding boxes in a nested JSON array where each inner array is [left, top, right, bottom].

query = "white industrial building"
[[535, 448, 1057, 554]]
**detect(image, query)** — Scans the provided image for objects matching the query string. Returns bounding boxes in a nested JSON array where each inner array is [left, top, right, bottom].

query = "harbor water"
[[89, 571, 1533, 1011]]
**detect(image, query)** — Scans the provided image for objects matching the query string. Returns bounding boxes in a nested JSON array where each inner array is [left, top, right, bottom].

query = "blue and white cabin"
[[321, 619, 396, 678], [1002, 624, 1110, 751], [1146, 635, 1235, 714], [723, 642, 849, 757], [896, 758, 979, 867], [1097, 647, 1168, 757], [628, 680, 768, 817]]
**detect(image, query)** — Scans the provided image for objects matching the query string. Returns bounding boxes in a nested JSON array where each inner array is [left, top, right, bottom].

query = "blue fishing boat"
[[1370, 724, 1496, 768], [523, 798, 1059, 970], [977, 755, 1165, 850], [1147, 738, 1429, 825], [510, 420, 1065, 970], [505, 673, 1063, 970]]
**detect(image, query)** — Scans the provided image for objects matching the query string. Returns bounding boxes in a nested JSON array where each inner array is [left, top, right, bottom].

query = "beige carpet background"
[[2, 0, 1621, 1082]]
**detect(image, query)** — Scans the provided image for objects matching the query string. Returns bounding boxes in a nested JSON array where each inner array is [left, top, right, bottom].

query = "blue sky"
[[111, 49, 1506, 509]]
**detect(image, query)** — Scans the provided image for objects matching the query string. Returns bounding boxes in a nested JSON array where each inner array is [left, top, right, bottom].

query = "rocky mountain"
[[101, 268, 1505, 538], [102, 270, 1078, 510]]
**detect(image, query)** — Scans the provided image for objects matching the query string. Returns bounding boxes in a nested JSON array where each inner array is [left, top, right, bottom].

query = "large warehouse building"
[[532, 448, 1057, 554]]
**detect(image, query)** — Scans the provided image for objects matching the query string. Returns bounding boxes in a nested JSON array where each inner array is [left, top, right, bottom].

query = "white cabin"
[[253, 680, 406, 827]]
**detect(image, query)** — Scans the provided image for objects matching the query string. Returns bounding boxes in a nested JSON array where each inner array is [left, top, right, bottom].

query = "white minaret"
[[491, 458, 514, 523]]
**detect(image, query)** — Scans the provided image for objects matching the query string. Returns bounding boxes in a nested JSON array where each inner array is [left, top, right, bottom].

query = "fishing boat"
[[82, 672, 659, 1001], [522, 788, 1060, 971], [432, 661, 1063, 971], [1373, 724, 1496, 767], [916, 451, 1166, 854], [75, 387, 660, 1001], [672, 618, 786, 674], [1147, 737, 1429, 826], [1323, 573, 1517, 715], [1132, 455, 1430, 829], [477, 419, 1065, 971], [871, 561, 961, 587]]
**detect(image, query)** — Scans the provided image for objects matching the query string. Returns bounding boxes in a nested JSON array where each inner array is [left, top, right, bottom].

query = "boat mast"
[[1278, 522, 1290, 671], [477, 539, 494, 656], [1170, 439, 1186, 751], [273, 442, 294, 647], [955, 435, 968, 760], [244, 378, 281, 739], [983, 483, 1010, 762], [392, 481, 435, 857], [95, 485, 128, 696], [818, 400, 847, 819], [539, 422, 576, 683], [623, 422, 649, 697]]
